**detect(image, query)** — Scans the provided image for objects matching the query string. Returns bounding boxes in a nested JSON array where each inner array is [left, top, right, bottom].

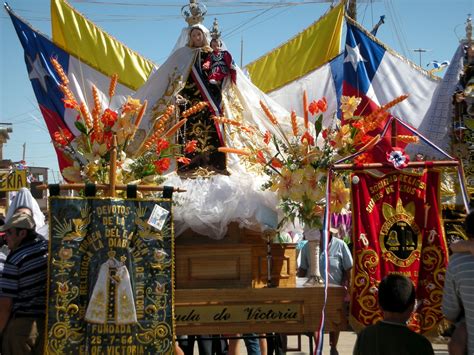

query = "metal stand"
[[263, 229, 276, 288]]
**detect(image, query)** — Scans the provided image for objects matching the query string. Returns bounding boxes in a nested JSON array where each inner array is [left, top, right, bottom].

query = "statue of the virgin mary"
[[134, 0, 298, 239]]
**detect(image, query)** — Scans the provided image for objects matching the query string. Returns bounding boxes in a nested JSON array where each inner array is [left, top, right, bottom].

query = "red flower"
[[263, 131, 272, 145], [103, 131, 113, 148], [62, 98, 78, 109], [256, 151, 266, 165], [317, 97, 328, 113], [185, 140, 198, 154], [177, 156, 191, 165], [322, 129, 328, 139], [101, 109, 118, 127], [308, 97, 328, 115], [156, 139, 170, 154], [301, 131, 315, 146], [359, 135, 372, 146], [154, 158, 171, 174], [352, 121, 363, 130], [271, 158, 283, 168], [53, 128, 73, 146], [308, 100, 319, 115]]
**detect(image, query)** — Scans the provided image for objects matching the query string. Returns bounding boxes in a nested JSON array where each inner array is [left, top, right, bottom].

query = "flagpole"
[[391, 120, 397, 147]]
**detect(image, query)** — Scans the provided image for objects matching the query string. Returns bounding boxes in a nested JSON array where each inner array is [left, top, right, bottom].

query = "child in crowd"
[[353, 274, 434, 355]]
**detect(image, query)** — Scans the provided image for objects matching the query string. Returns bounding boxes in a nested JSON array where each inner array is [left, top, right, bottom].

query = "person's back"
[[442, 211, 474, 354], [353, 320, 433, 355], [443, 250, 474, 354], [353, 274, 434, 355]]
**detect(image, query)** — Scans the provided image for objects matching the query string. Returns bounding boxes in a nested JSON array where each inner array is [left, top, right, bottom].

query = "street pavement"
[[192, 331, 449, 354]]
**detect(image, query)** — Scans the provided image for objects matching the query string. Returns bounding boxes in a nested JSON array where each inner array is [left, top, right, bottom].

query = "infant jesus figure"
[[202, 37, 236, 86]]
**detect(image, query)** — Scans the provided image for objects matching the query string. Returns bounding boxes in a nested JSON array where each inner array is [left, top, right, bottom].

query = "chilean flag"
[[6, 6, 131, 173], [342, 21, 439, 161], [343, 21, 438, 128]]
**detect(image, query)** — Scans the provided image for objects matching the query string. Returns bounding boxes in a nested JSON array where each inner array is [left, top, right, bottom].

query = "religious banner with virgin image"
[[350, 168, 448, 335], [46, 197, 174, 354]]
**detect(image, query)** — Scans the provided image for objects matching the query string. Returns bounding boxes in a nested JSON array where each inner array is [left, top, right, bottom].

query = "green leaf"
[[314, 114, 323, 138], [74, 121, 88, 135], [142, 163, 156, 177]]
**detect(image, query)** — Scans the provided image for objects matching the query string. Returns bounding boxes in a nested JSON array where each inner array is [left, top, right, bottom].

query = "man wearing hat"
[[0, 211, 48, 355]]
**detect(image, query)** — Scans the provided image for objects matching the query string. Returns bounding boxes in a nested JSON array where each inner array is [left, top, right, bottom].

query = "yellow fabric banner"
[[245, 2, 344, 93], [51, 0, 156, 91]]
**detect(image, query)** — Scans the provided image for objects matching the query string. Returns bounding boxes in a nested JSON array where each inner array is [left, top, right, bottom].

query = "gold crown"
[[181, 0, 207, 26], [210, 18, 221, 40]]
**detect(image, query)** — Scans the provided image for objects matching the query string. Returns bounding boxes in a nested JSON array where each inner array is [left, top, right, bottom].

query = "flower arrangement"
[[50, 58, 202, 185], [218, 92, 412, 229]]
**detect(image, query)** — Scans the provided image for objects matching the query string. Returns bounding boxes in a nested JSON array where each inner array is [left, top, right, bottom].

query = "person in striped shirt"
[[0, 211, 48, 355], [442, 211, 474, 355]]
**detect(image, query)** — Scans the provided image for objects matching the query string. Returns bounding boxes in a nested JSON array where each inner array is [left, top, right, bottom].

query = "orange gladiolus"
[[185, 140, 198, 153], [154, 158, 171, 174], [62, 98, 78, 109], [317, 97, 328, 112], [271, 158, 283, 168], [263, 131, 271, 145], [101, 109, 118, 127], [301, 131, 315, 146], [308, 97, 328, 115], [53, 128, 73, 146], [177, 156, 191, 165], [308, 100, 319, 115], [256, 151, 266, 165], [156, 139, 170, 154]]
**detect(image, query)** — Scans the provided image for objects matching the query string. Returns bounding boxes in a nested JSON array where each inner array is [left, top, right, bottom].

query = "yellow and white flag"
[[51, 0, 156, 91], [245, 2, 344, 94]]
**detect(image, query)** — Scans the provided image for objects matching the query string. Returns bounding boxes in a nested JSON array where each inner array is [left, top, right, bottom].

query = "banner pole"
[[36, 184, 186, 193], [109, 135, 117, 197], [332, 160, 459, 171]]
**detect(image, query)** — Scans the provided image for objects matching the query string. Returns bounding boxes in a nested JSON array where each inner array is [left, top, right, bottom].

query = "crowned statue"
[[133, 0, 299, 239]]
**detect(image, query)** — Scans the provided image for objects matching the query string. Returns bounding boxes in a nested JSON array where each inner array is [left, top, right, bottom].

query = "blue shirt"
[[300, 237, 353, 285]]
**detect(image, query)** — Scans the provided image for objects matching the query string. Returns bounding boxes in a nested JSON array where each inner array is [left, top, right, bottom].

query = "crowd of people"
[[0, 194, 474, 355]]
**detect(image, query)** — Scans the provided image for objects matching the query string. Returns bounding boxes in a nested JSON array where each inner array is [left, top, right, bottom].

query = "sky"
[[0, 0, 472, 182]]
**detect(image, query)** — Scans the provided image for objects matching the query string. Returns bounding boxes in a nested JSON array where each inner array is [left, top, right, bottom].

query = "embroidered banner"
[[350, 169, 448, 335], [46, 197, 174, 354]]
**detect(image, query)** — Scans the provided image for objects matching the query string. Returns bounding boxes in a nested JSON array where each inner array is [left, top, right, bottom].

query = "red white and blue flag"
[[6, 6, 131, 172], [342, 20, 438, 128], [8, 9, 72, 170]]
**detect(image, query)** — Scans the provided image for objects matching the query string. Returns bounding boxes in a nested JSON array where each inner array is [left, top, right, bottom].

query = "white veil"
[[134, 19, 303, 240], [170, 23, 211, 55]]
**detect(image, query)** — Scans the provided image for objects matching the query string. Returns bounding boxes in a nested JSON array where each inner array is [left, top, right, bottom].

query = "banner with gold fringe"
[[350, 168, 448, 336], [46, 197, 174, 354]]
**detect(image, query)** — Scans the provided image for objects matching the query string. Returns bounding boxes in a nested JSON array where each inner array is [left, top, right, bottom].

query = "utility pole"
[[240, 36, 244, 68], [347, 0, 357, 21], [411, 48, 431, 67], [22, 142, 26, 161]]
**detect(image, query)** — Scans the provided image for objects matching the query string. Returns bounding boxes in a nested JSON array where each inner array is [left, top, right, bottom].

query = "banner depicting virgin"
[[350, 168, 448, 335], [46, 197, 174, 354]]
